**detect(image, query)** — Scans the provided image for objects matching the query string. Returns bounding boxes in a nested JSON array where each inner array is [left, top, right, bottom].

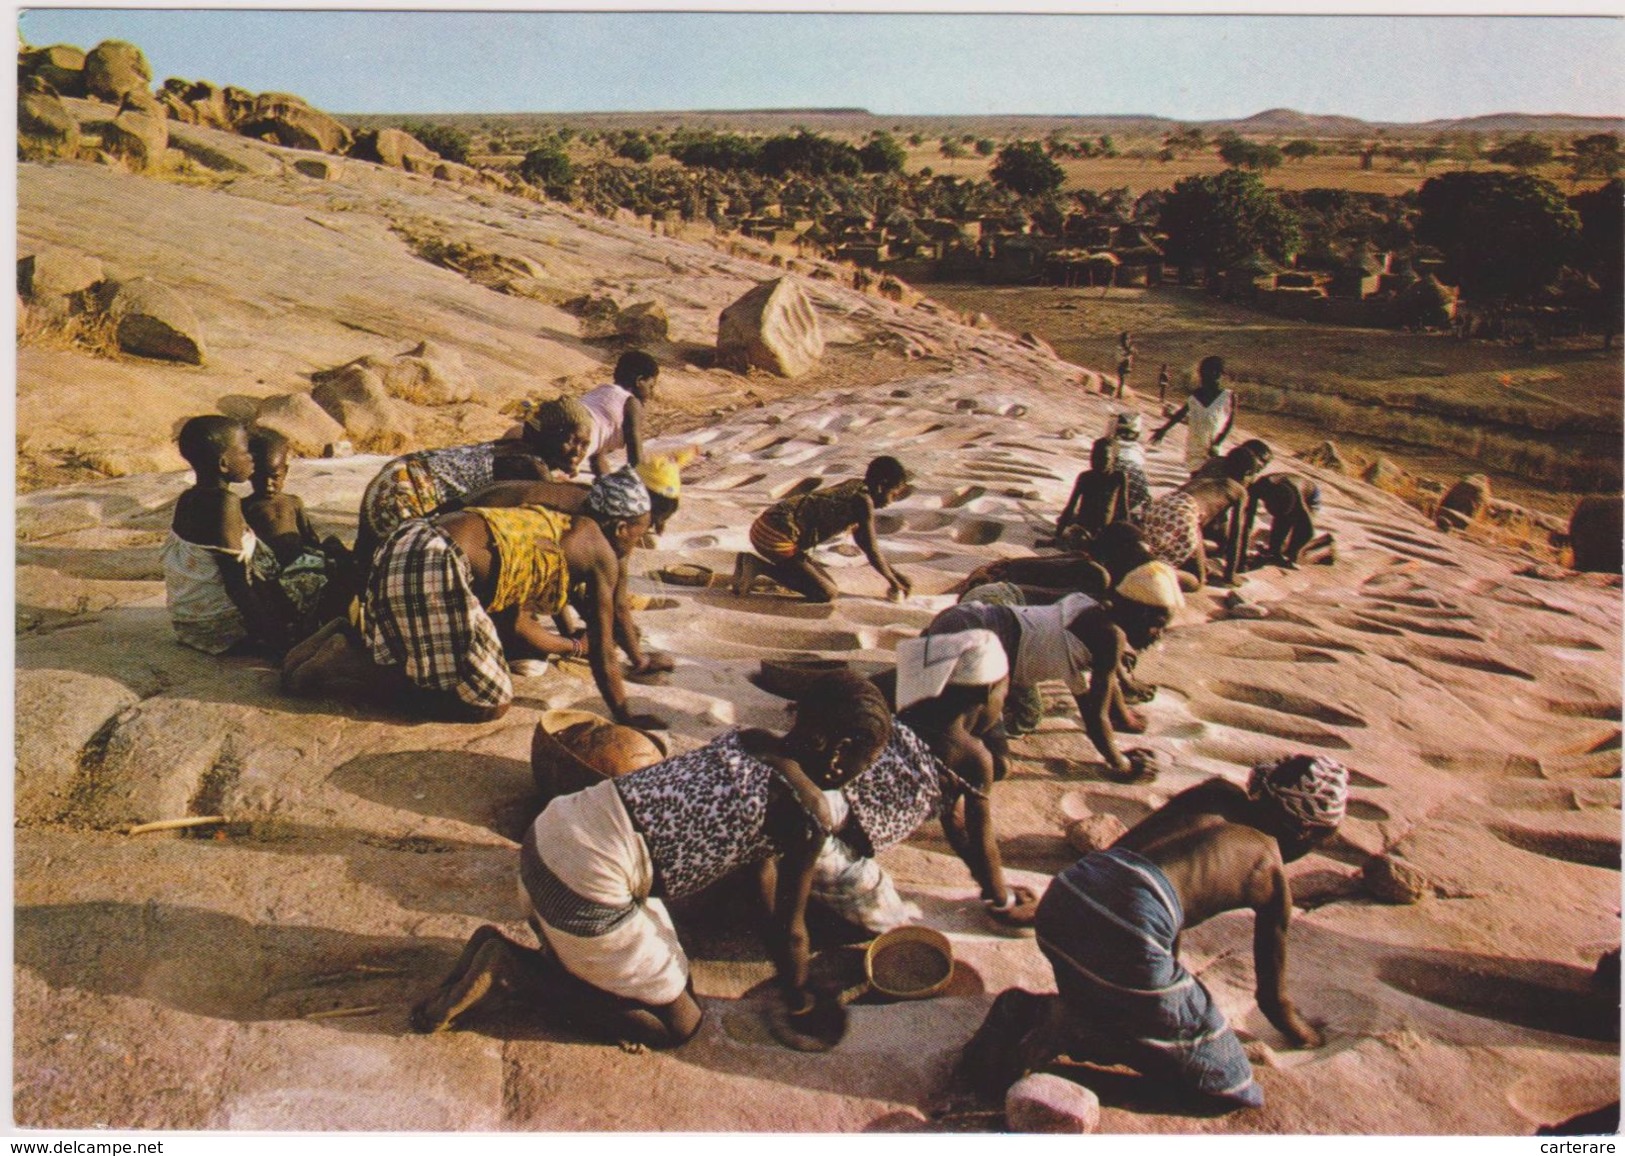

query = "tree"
[[1414, 170, 1581, 302], [1282, 139, 1320, 163], [1486, 135, 1554, 171], [756, 131, 862, 178], [974, 137, 996, 157], [1157, 169, 1301, 282], [1569, 179, 1623, 346], [402, 122, 471, 164], [669, 131, 759, 172], [1570, 132, 1622, 183], [615, 134, 654, 163], [858, 132, 907, 175], [520, 141, 574, 194], [939, 137, 967, 160], [1218, 137, 1284, 172], [989, 140, 1066, 197]]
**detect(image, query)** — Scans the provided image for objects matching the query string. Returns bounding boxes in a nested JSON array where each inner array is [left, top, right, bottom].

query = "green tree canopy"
[[401, 122, 471, 164], [1570, 133, 1622, 182], [756, 132, 863, 178], [1218, 137, 1285, 172], [1414, 170, 1580, 302], [1282, 139, 1320, 162], [1486, 135, 1554, 171], [1157, 169, 1301, 278], [989, 140, 1065, 197], [857, 132, 908, 175], [520, 141, 574, 194]]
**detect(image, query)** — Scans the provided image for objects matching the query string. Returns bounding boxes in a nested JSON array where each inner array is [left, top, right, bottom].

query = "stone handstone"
[[1361, 853, 1431, 904], [1005, 1073, 1100, 1133], [1066, 813, 1128, 855]]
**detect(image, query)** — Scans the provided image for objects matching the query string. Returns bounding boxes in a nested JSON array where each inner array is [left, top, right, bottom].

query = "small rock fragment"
[[1361, 853, 1430, 904], [1066, 814, 1128, 854], [1005, 1073, 1099, 1133]]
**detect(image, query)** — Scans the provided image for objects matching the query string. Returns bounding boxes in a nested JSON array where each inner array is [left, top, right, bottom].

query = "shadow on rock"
[[329, 749, 537, 841], [16, 901, 466, 1034]]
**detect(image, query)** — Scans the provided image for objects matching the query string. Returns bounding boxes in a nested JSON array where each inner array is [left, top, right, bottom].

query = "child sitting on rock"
[[242, 429, 355, 625], [161, 416, 299, 657], [732, 456, 913, 604], [1047, 437, 1128, 550]]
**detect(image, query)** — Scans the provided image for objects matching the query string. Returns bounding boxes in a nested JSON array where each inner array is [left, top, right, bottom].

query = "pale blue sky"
[[15, 8, 1625, 121]]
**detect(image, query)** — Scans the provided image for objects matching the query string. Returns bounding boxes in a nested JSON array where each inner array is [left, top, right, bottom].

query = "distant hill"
[[346, 106, 1622, 141]]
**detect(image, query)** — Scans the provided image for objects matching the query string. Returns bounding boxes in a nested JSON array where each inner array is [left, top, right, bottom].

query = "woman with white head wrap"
[[919, 561, 1184, 783], [846, 628, 1040, 927]]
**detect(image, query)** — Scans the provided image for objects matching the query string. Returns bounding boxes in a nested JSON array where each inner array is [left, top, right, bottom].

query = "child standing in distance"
[[1157, 363, 1171, 407], [161, 416, 297, 656], [1115, 331, 1135, 399], [1151, 355, 1235, 473], [581, 349, 659, 478], [243, 429, 355, 625], [732, 456, 913, 604]]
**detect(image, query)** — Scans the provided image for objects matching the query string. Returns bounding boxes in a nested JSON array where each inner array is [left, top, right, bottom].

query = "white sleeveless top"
[[1185, 389, 1234, 469], [580, 383, 632, 461], [160, 528, 258, 654]]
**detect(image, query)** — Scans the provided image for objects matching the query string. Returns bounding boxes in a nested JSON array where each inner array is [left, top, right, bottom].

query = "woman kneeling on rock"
[[410, 671, 893, 1050]]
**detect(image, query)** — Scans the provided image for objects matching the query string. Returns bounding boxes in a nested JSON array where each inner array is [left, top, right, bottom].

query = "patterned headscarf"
[[585, 466, 651, 520], [1247, 754, 1348, 834], [524, 396, 593, 441]]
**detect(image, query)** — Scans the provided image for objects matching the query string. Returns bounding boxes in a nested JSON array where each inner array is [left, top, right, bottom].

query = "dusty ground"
[[13, 122, 1622, 1134]]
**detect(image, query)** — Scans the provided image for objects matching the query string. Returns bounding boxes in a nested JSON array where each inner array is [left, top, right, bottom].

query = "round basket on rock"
[[530, 709, 668, 804], [864, 926, 955, 1000]]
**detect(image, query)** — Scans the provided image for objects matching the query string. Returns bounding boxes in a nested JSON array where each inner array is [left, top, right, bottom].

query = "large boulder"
[[108, 278, 205, 364], [716, 276, 824, 378], [617, 300, 670, 344], [1298, 440, 1347, 474], [83, 39, 152, 104], [349, 127, 437, 170], [252, 392, 347, 457], [17, 248, 105, 324], [1569, 495, 1623, 574], [237, 92, 352, 154], [102, 107, 170, 172], [156, 78, 233, 130], [18, 90, 81, 160], [21, 44, 88, 98], [1436, 473, 1491, 532], [309, 363, 415, 452]]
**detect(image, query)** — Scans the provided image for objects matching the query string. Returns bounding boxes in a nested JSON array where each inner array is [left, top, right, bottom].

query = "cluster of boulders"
[[17, 38, 515, 191], [253, 342, 481, 456], [18, 246, 206, 365]]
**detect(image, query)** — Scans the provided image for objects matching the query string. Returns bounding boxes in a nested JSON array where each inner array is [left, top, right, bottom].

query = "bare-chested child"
[[1241, 472, 1334, 569], [950, 754, 1348, 1113], [242, 429, 355, 625], [409, 672, 894, 1051], [732, 455, 912, 603], [162, 416, 300, 657], [1044, 437, 1127, 550]]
